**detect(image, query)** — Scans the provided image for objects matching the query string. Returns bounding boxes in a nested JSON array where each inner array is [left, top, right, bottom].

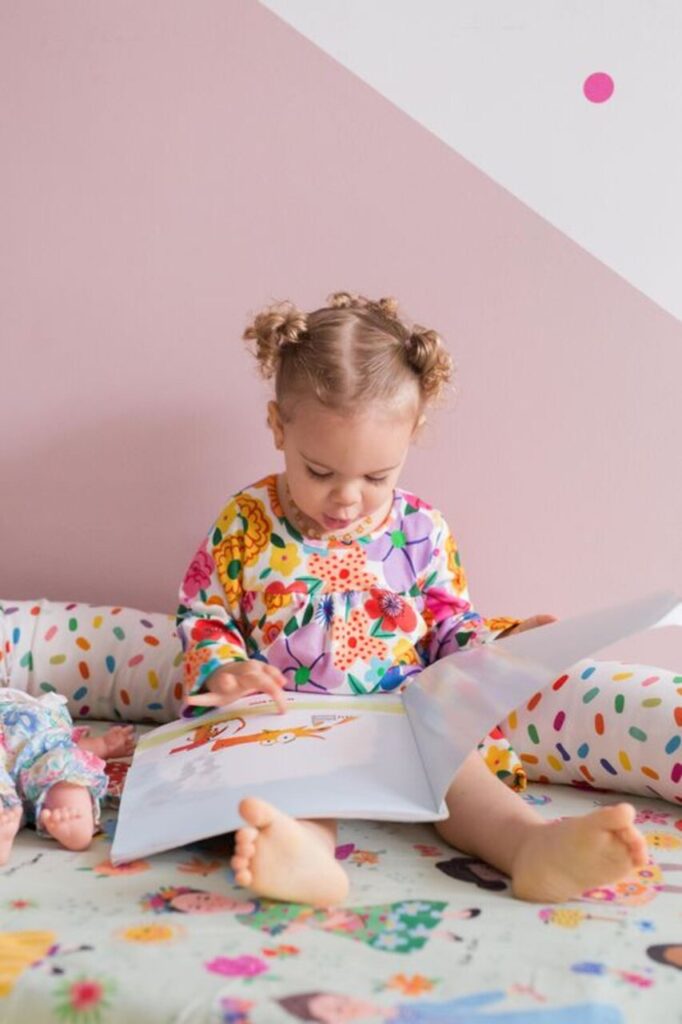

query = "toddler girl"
[[177, 292, 650, 908]]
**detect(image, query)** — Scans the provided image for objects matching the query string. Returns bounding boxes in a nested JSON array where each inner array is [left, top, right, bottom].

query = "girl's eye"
[[365, 476, 387, 485], [306, 467, 332, 480]]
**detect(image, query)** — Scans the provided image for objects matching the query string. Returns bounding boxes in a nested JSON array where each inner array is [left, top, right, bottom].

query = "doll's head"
[[244, 292, 453, 537]]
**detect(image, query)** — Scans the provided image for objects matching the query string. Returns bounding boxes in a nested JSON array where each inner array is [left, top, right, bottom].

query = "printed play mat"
[[1, 736, 681, 1023]]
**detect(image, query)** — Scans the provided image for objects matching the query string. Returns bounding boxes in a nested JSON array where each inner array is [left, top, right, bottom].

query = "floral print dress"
[[177, 475, 525, 787]]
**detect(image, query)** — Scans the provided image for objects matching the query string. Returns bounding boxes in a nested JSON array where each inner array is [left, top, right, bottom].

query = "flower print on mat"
[[52, 974, 116, 1023], [205, 954, 269, 978], [213, 994, 255, 1024]]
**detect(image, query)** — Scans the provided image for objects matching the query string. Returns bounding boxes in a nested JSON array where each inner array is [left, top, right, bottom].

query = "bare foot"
[[39, 784, 95, 851], [231, 797, 349, 907], [512, 803, 648, 903], [40, 806, 94, 851], [0, 806, 22, 865], [79, 725, 136, 760]]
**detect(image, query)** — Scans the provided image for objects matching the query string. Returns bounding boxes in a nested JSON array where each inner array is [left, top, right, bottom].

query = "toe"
[[628, 830, 649, 867], [239, 797, 276, 830], [235, 826, 258, 850], [603, 802, 636, 828], [231, 854, 251, 871], [234, 868, 253, 887]]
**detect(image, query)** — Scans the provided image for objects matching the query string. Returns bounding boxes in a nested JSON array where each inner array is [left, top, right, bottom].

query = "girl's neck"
[[276, 474, 393, 544]]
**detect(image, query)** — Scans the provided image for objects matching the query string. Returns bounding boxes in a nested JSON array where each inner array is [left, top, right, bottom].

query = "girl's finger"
[[246, 677, 288, 713], [263, 664, 287, 687], [185, 691, 231, 707], [212, 674, 240, 695]]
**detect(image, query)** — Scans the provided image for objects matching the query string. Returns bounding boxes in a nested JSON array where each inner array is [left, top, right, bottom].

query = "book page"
[[112, 691, 441, 863], [405, 590, 682, 803]]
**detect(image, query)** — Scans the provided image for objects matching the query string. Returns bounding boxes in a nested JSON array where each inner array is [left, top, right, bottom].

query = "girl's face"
[[269, 399, 417, 536]]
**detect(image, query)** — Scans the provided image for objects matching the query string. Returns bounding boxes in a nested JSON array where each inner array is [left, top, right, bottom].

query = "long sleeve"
[[418, 513, 519, 664], [176, 497, 251, 707]]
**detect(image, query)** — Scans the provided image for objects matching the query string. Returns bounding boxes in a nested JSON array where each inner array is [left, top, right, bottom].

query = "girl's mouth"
[[321, 514, 355, 531]]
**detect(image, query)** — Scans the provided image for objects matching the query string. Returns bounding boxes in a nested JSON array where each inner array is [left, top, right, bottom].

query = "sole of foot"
[[512, 802, 648, 903], [231, 797, 349, 907], [39, 806, 94, 851], [0, 806, 23, 865]]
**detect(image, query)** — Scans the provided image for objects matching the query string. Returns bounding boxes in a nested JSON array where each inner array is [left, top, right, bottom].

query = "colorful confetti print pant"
[[1, 600, 680, 804], [0, 694, 108, 829], [0, 599, 184, 724], [498, 661, 682, 806]]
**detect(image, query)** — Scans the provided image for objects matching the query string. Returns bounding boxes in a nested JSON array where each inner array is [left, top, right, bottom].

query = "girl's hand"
[[185, 661, 288, 713], [501, 614, 557, 637]]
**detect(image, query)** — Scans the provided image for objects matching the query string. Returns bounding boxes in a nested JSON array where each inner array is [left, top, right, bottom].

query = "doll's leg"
[[0, 768, 23, 865], [38, 783, 95, 850], [20, 742, 108, 851], [435, 749, 647, 903], [499, 660, 682, 804], [231, 799, 349, 907]]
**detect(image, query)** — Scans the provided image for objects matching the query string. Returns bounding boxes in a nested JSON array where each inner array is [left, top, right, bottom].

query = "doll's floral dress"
[[177, 475, 525, 788]]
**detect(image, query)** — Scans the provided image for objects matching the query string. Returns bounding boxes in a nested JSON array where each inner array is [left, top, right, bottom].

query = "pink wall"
[[2, 0, 680, 668]]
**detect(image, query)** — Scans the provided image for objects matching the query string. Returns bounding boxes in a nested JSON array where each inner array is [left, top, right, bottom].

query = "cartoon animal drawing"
[[210, 715, 355, 751], [170, 714, 356, 756], [170, 718, 243, 754]]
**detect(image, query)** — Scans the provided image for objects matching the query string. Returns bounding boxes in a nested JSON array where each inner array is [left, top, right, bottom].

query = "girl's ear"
[[267, 401, 285, 450], [413, 412, 427, 437]]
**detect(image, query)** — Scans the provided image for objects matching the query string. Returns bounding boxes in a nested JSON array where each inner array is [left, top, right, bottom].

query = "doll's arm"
[[77, 724, 136, 760]]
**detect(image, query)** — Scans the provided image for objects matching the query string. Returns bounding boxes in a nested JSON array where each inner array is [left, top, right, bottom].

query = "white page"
[[405, 590, 682, 803], [112, 692, 439, 863]]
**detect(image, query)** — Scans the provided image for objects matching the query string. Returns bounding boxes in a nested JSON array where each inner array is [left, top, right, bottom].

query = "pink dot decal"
[[583, 72, 614, 103]]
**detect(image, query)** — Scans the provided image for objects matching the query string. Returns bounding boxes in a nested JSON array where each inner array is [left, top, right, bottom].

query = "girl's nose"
[[331, 482, 361, 510]]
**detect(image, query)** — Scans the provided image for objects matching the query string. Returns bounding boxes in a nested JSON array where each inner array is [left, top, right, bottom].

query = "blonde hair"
[[243, 292, 453, 417]]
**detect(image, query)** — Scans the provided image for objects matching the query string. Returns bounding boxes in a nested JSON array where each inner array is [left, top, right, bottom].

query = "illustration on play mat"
[[140, 888, 480, 953], [276, 988, 625, 1023]]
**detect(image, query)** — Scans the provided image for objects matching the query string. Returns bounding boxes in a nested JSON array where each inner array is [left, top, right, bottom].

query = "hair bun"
[[243, 302, 308, 379], [328, 291, 355, 310], [406, 326, 453, 401], [328, 292, 400, 321]]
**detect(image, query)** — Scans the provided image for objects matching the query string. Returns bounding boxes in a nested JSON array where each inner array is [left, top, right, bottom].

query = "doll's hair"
[[243, 291, 453, 417]]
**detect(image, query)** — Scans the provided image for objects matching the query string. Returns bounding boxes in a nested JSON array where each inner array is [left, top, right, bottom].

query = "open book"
[[111, 592, 681, 863]]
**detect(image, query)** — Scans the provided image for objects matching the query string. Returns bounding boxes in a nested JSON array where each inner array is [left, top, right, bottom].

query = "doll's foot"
[[39, 784, 95, 851], [232, 797, 349, 907], [40, 806, 94, 851], [512, 802, 647, 903], [80, 725, 136, 760], [0, 806, 22, 865]]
